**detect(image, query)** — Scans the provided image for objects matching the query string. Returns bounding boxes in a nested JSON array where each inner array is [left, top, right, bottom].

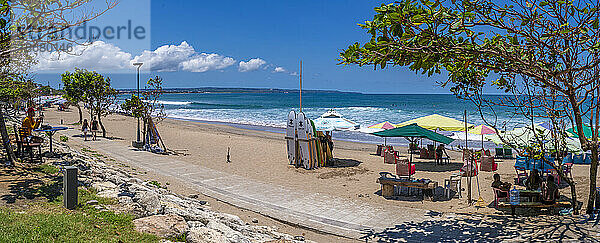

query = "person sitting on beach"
[[435, 144, 449, 164], [541, 175, 559, 204], [525, 169, 542, 190], [21, 107, 44, 143], [91, 117, 99, 141], [82, 119, 89, 141], [491, 173, 511, 197]]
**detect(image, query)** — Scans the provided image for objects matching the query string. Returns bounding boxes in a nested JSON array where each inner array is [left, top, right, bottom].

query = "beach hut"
[[313, 109, 360, 131], [396, 114, 473, 131], [373, 124, 454, 163]]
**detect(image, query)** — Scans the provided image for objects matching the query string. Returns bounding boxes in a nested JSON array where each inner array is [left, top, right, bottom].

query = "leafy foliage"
[[121, 76, 166, 122]]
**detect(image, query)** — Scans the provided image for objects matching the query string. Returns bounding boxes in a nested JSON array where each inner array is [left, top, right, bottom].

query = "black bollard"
[[63, 166, 78, 209]]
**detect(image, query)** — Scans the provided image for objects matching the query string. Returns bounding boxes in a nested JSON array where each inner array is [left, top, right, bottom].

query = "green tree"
[[121, 76, 166, 146], [340, 0, 600, 214], [62, 68, 116, 138], [61, 69, 88, 124], [83, 72, 117, 138]]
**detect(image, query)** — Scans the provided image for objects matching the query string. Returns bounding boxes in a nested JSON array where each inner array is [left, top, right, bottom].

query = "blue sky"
[[34, 0, 455, 94]]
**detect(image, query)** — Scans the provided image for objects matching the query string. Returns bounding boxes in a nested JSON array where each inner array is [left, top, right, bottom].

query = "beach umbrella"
[[366, 121, 397, 145], [373, 124, 454, 163], [486, 124, 550, 148], [313, 109, 360, 131], [368, 121, 396, 130], [396, 114, 473, 131], [566, 125, 598, 139], [468, 124, 497, 149]]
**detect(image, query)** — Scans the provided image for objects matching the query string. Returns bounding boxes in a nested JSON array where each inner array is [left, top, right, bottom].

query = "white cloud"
[[239, 58, 266, 72], [34, 41, 132, 71], [273, 67, 286, 73], [180, 53, 236, 72], [290, 72, 298, 76], [131, 41, 235, 72]]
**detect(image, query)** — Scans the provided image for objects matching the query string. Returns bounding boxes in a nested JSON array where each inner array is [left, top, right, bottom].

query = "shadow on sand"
[[359, 212, 600, 242]]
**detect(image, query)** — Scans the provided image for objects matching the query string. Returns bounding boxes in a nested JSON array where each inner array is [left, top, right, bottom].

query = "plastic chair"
[[395, 158, 416, 178], [493, 188, 509, 207], [504, 148, 513, 158], [495, 148, 504, 158], [573, 153, 585, 164], [444, 174, 462, 199], [562, 153, 573, 164], [563, 163, 573, 179], [514, 166, 528, 185]]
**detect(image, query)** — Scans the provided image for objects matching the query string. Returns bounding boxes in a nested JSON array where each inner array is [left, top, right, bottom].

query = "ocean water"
[[120, 92, 522, 148]]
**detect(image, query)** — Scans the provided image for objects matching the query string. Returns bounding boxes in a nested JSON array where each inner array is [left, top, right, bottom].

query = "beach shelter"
[[313, 109, 360, 131], [396, 114, 473, 131], [468, 124, 497, 149], [567, 125, 598, 139], [373, 124, 455, 162], [487, 124, 551, 148]]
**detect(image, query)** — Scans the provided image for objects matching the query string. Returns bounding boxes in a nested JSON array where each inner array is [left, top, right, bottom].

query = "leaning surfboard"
[[286, 110, 297, 165], [308, 118, 317, 169], [311, 121, 323, 167], [296, 112, 311, 169]]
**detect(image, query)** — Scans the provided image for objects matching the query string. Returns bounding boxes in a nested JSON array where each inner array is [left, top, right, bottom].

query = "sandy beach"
[[40, 106, 599, 241], [45, 107, 598, 210]]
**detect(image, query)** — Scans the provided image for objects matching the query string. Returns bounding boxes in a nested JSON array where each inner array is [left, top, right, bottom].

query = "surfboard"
[[286, 110, 297, 165], [312, 122, 323, 167], [307, 118, 316, 169], [296, 112, 311, 169]]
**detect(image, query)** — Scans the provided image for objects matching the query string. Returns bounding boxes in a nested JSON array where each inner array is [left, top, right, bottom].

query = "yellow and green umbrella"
[[396, 114, 473, 131]]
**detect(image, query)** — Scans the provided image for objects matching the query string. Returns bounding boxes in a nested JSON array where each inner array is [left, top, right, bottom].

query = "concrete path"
[[58, 129, 432, 239]]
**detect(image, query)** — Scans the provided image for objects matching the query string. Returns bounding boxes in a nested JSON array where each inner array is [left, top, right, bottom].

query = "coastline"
[[42, 106, 598, 240]]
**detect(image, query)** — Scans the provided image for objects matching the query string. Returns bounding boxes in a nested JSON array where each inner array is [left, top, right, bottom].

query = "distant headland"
[[117, 87, 361, 94]]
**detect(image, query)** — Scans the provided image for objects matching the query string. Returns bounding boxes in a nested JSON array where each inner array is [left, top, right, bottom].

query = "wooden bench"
[[497, 201, 571, 216], [377, 174, 438, 201]]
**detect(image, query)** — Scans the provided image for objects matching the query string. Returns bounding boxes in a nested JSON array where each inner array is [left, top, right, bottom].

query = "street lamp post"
[[133, 62, 143, 145]]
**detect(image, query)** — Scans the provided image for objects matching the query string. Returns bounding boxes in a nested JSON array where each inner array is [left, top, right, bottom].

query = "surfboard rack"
[[286, 110, 333, 170]]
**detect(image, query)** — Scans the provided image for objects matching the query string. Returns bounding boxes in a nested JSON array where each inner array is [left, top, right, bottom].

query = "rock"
[[133, 191, 163, 216], [86, 200, 99, 206], [93, 205, 104, 210], [133, 214, 188, 239], [187, 227, 228, 243], [189, 194, 199, 199], [96, 189, 120, 199], [187, 220, 206, 229], [252, 218, 259, 224], [294, 235, 305, 241], [92, 181, 117, 192]]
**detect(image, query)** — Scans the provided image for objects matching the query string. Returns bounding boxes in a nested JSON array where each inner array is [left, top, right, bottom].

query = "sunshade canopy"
[[396, 114, 472, 131], [567, 125, 597, 139], [368, 121, 396, 130], [468, 124, 497, 135], [313, 109, 359, 131], [373, 124, 455, 144]]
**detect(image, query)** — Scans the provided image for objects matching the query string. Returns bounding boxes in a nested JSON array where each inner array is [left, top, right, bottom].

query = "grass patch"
[[81, 148, 96, 153], [59, 136, 68, 142], [148, 181, 162, 189], [0, 188, 158, 242], [33, 164, 59, 175]]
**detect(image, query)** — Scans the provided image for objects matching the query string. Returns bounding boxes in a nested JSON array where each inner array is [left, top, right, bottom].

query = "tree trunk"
[[76, 105, 83, 124], [97, 112, 106, 138], [586, 146, 599, 214], [0, 110, 16, 165], [570, 181, 578, 214]]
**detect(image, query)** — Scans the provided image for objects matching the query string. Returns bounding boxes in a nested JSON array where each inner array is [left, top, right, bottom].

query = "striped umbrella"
[[468, 124, 497, 149]]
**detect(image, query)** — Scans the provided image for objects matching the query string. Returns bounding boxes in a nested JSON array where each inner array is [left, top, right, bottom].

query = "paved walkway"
[[58, 129, 432, 239]]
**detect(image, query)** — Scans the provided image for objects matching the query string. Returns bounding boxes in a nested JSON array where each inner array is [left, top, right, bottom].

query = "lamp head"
[[133, 62, 143, 67]]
